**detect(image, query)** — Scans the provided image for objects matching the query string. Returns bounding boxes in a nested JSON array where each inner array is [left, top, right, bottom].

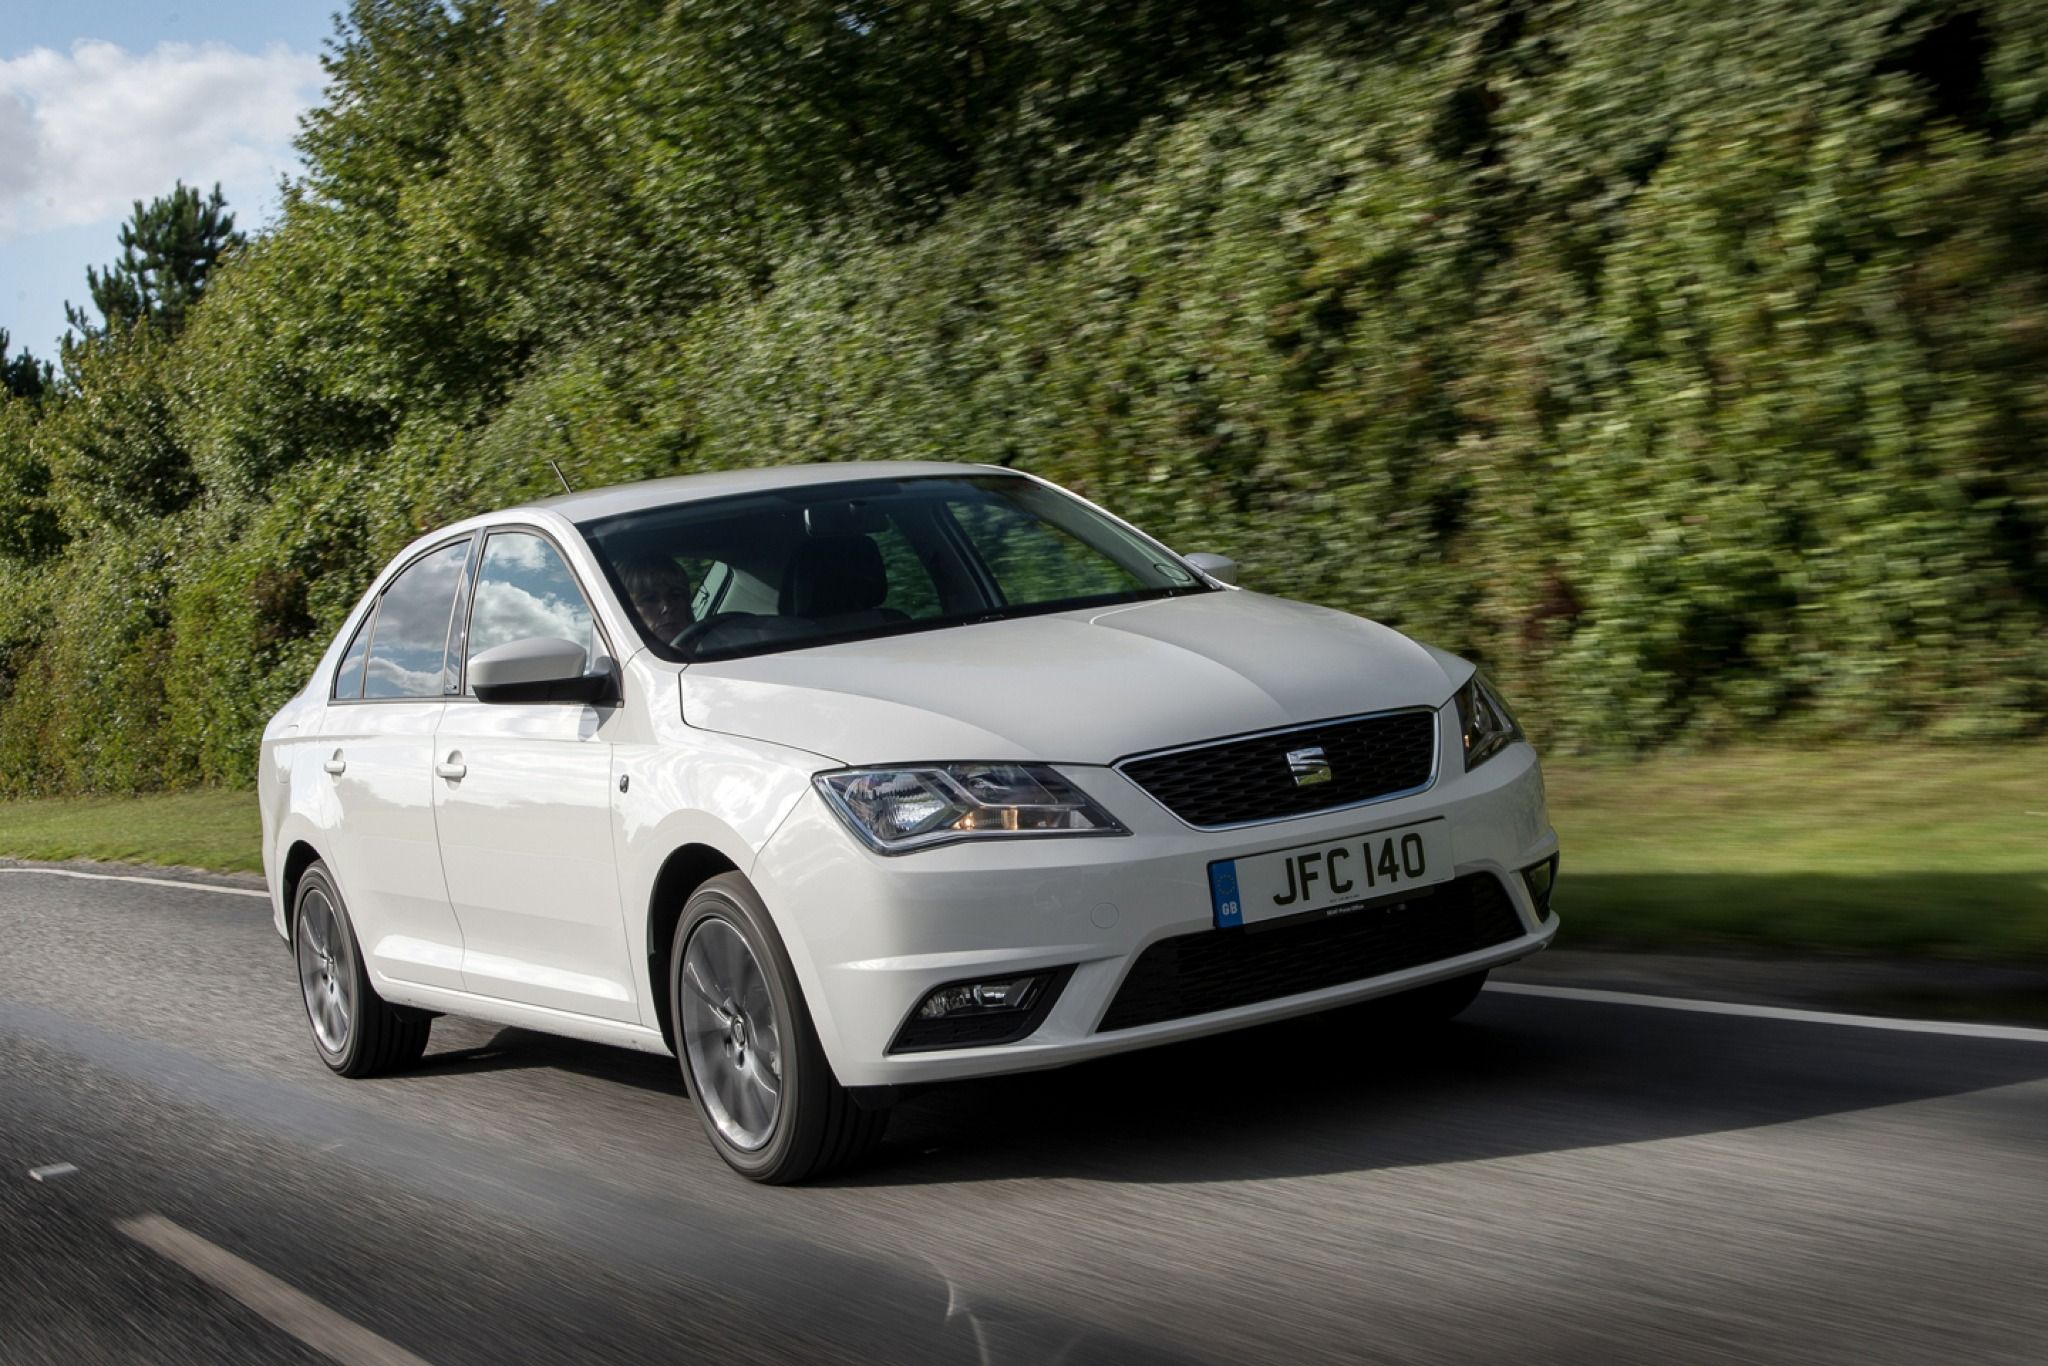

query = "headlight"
[[1452, 672, 1525, 771], [816, 763, 1128, 854]]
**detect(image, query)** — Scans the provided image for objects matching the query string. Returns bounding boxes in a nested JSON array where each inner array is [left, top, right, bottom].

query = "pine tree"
[[0, 328, 52, 401], [65, 181, 247, 338]]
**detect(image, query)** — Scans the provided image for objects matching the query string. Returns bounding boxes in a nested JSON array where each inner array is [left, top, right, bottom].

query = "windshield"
[[580, 473, 1212, 662]]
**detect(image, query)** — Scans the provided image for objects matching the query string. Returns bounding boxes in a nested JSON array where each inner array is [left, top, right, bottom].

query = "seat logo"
[[1285, 745, 1332, 787]]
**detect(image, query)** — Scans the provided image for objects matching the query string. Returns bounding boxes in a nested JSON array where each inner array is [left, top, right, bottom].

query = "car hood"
[[679, 591, 1462, 767]]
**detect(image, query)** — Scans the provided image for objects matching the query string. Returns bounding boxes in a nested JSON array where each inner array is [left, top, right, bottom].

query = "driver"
[[621, 557, 695, 644]]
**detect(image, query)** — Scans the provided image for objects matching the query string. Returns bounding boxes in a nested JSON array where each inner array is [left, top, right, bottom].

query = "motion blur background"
[[0, 0, 2043, 963]]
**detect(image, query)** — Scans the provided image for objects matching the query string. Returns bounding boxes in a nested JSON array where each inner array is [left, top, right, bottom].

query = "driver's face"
[[633, 575, 693, 639]]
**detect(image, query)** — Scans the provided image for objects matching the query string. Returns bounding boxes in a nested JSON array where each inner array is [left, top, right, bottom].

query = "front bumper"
[[751, 727, 1558, 1088]]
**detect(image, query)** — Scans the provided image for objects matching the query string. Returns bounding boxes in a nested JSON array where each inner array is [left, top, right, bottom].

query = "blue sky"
[[2, 2, 337, 359]]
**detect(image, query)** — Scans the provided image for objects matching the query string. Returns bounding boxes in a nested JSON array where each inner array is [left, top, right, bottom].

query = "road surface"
[[2, 864, 2044, 1365]]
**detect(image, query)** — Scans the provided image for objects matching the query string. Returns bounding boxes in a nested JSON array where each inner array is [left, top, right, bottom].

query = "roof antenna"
[[545, 457, 574, 494]]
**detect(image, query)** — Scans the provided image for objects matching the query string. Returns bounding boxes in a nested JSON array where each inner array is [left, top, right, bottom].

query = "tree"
[[0, 329, 52, 402], [65, 182, 246, 339]]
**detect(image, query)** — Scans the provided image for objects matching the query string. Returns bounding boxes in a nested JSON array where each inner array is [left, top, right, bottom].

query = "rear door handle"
[[322, 750, 347, 776], [436, 752, 467, 781]]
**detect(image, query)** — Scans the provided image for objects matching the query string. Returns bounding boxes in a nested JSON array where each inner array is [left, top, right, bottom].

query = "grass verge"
[[0, 745, 2042, 959], [1547, 744, 2048, 960], [0, 789, 262, 874]]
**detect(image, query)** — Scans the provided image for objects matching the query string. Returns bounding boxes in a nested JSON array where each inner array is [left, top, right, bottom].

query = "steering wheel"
[[670, 612, 762, 654]]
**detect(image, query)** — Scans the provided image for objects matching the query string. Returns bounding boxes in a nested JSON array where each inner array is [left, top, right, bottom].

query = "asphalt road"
[[2, 866, 2045, 1366]]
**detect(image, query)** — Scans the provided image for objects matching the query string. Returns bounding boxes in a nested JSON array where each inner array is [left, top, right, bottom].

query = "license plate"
[[1209, 819, 1452, 928]]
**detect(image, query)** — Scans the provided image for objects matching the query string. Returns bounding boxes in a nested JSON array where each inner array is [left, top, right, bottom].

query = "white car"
[[261, 462, 1558, 1182]]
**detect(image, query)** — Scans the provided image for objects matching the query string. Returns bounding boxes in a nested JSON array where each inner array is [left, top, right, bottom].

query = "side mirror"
[[1183, 552, 1239, 587], [470, 637, 617, 705]]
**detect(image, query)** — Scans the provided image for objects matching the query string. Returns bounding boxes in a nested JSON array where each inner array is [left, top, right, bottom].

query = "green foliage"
[[38, 327, 197, 532], [0, 400, 62, 561], [0, 0, 2044, 794]]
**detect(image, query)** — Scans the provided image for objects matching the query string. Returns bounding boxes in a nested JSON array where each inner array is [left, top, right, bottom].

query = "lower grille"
[[1097, 873, 1524, 1032]]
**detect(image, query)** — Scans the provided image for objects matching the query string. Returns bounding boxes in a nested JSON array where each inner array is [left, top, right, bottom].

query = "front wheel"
[[670, 873, 885, 1183]]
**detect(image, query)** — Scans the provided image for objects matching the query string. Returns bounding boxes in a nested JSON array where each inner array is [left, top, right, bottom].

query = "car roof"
[[519, 461, 1011, 525]]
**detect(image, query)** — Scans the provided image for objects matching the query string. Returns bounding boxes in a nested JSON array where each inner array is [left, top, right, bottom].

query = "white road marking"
[[1486, 981, 2048, 1044], [27, 1162, 78, 1182], [0, 867, 269, 900], [116, 1215, 434, 1366]]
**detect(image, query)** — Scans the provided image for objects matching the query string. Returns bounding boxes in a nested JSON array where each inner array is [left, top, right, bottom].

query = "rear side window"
[[464, 531, 598, 683], [331, 617, 370, 700], [363, 540, 471, 699]]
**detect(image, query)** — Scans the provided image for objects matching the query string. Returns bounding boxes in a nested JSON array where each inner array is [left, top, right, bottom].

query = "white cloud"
[[0, 40, 324, 241]]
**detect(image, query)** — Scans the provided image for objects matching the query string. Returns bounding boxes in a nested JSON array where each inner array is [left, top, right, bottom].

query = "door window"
[[363, 540, 471, 699], [465, 531, 598, 683]]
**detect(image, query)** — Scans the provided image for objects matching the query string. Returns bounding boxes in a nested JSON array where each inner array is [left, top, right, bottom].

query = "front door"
[[431, 528, 637, 1022]]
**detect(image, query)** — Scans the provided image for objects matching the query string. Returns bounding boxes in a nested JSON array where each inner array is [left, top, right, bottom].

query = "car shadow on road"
[[829, 988, 2048, 1188], [400, 1024, 687, 1098], [370, 981, 2048, 1190]]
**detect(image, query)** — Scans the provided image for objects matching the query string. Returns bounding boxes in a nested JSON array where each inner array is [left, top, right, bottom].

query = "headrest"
[[780, 534, 889, 618]]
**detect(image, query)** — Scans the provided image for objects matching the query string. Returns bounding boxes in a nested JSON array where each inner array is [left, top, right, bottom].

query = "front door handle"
[[436, 752, 467, 781], [323, 750, 347, 776]]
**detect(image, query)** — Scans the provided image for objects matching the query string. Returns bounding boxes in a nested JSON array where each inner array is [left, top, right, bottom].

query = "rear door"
[[315, 538, 473, 991], [431, 527, 637, 1022]]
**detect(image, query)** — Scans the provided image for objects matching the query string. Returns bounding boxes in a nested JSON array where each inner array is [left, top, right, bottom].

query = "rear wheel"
[[293, 862, 431, 1077], [670, 872, 886, 1183]]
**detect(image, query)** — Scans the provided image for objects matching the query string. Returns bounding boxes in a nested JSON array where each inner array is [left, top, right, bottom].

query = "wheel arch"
[[280, 839, 325, 938], [645, 843, 742, 1050]]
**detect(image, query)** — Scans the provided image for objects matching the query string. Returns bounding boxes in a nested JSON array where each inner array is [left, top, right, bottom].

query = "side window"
[[363, 540, 471, 700], [949, 500, 1142, 604], [331, 615, 371, 700], [465, 532, 597, 683]]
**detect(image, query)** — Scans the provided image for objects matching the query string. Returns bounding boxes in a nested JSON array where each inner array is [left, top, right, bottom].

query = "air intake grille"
[[1097, 873, 1523, 1032], [1118, 710, 1437, 828]]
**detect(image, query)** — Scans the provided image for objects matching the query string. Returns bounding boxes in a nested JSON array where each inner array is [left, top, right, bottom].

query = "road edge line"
[[0, 866, 269, 900], [1485, 981, 2048, 1044]]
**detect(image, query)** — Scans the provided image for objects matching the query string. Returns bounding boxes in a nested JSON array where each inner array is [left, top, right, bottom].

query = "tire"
[[669, 872, 886, 1184], [1378, 969, 1489, 1024], [292, 861, 431, 1078]]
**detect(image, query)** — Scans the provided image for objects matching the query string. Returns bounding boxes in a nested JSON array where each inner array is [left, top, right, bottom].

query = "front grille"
[[1118, 709, 1438, 828], [1097, 873, 1523, 1032]]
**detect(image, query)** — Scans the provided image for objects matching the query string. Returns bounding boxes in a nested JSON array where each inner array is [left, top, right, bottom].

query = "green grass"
[[1, 744, 2043, 958], [0, 789, 262, 873], [1546, 744, 2048, 960]]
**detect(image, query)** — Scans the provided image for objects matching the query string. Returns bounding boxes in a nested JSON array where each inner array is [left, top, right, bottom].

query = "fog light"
[[917, 975, 1045, 1020], [890, 967, 1075, 1054], [1521, 855, 1559, 919]]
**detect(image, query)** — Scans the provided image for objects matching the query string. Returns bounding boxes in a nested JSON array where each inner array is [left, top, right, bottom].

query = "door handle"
[[436, 752, 467, 781], [323, 750, 346, 776]]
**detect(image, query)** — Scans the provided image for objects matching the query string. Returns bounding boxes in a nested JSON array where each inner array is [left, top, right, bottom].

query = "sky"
[[1, 2, 336, 359]]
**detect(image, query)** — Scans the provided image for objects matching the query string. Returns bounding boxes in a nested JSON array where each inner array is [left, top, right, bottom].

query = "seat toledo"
[[261, 463, 1558, 1182]]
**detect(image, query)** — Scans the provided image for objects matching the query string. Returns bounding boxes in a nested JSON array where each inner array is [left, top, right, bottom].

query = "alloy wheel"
[[296, 887, 354, 1054], [679, 916, 784, 1151]]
